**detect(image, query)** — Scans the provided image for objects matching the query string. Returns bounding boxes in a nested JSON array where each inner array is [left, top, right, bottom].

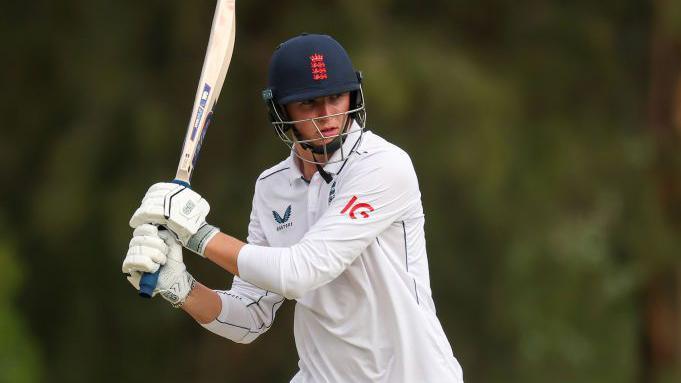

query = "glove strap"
[[160, 272, 196, 308], [171, 275, 196, 309], [186, 224, 220, 257]]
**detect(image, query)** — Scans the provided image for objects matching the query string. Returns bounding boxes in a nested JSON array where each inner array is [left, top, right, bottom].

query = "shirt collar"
[[286, 120, 365, 182], [286, 154, 304, 181]]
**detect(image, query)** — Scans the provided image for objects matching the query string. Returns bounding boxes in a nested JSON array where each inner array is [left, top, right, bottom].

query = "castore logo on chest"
[[273, 205, 293, 231]]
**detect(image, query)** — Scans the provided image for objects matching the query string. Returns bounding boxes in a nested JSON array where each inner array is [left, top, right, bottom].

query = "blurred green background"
[[2, 0, 681, 382]]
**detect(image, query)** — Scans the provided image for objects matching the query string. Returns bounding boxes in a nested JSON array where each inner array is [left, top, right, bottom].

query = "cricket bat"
[[139, 0, 236, 298]]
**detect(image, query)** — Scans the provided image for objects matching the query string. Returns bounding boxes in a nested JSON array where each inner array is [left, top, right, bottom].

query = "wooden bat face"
[[176, 0, 236, 184]]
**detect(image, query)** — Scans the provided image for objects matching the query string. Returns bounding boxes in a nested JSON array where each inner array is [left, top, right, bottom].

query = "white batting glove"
[[129, 182, 212, 248], [124, 224, 196, 307], [122, 224, 168, 274]]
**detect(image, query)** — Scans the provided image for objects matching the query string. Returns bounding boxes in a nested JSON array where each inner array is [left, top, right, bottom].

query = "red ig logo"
[[340, 196, 374, 219]]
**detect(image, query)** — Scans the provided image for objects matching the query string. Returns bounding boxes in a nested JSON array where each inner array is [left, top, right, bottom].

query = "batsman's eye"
[[329, 92, 348, 102]]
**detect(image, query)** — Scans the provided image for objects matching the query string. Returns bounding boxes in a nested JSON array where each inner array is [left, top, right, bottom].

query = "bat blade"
[[175, 0, 236, 184], [138, 0, 236, 298]]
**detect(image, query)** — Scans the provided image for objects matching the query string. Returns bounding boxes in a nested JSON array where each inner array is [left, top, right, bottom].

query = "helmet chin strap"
[[293, 116, 353, 184], [296, 136, 340, 184], [315, 162, 334, 183], [305, 134, 344, 154], [295, 114, 352, 158]]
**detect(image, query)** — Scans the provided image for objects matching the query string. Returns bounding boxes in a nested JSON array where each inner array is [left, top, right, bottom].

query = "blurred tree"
[[645, 0, 681, 382], [0, 221, 42, 383], [2, 0, 680, 382]]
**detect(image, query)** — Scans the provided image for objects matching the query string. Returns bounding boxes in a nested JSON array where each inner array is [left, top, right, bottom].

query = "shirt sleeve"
[[201, 190, 286, 343], [238, 149, 421, 299]]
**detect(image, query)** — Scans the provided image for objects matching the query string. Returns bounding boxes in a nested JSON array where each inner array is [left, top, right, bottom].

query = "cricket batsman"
[[123, 33, 464, 382]]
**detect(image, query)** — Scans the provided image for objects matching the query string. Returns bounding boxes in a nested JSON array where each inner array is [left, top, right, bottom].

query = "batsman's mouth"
[[320, 127, 339, 137]]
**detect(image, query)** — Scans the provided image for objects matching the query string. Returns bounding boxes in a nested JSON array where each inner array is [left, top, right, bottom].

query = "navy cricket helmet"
[[262, 33, 367, 164], [265, 33, 361, 104]]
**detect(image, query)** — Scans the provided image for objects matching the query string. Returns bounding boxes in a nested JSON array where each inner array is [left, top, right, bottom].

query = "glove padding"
[[129, 182, 210, 246], [124, 224, 196, 307], [123, 224, 168, 274]]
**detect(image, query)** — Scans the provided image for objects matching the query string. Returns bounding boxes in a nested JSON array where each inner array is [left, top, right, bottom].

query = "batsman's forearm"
[[182, 282, 222, 324], [203, 231, 245, 276]]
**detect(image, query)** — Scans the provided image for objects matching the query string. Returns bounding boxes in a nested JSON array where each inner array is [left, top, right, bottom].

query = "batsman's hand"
[[129, 182, 210, 246], [124, 224, 196, 307], [122, 224, 168, 274]]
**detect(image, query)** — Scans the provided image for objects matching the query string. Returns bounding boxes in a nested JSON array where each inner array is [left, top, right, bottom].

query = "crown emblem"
[[309, 53, 328, 81]]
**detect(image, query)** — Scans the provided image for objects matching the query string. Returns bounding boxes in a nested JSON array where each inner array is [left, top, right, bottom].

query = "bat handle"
[[139, 270, 160, 298], [138, 178, 191, 298]]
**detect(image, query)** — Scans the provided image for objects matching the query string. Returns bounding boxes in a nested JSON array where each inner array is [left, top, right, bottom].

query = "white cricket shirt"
[[202, 123, 463, 382]]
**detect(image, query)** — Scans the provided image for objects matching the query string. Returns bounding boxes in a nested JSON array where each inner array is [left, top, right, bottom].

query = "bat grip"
[[139, 270, 160, 298], [138, 178, 191, 298]]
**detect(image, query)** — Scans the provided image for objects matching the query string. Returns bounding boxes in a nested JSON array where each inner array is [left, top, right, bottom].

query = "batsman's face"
[[285, 92, 350, 146]]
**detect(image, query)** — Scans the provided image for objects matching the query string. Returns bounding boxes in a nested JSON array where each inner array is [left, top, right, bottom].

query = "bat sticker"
[[191, 83, 212, 141], [192, 111, 213, 170]]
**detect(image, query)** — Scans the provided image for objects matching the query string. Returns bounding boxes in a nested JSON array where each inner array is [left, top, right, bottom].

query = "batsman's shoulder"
[[360, 130, 410, 157], [357, 132, 415, 174], [255, 158, 291, 184], [348, 132, 418, 189]]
